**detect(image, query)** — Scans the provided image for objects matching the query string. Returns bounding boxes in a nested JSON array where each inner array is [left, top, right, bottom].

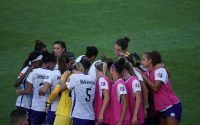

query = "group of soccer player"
[[13, 38, 182, 125]]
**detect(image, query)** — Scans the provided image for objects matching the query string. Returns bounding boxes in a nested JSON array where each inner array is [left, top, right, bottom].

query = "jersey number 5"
[[85, 88, 91, 102]]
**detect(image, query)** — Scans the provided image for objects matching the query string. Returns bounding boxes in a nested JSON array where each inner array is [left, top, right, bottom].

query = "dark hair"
[[10, 109, 27, 125], [62, 51, 76, 61], [80, 58, 91, 71], [53, 41, 67, 52], [123, 61, 134, 75], [101, 55, 113, 70], [58, 54, 69, 74], [113, 58, 125, 74], [21, 51, 42, 69], [127, 52, 141, 68], [42, 52, 56, 63], [115, 37, 130, 51], [85, 46, 98, 58], [144, 50, 162, 66], [34, 39, 46, 53]]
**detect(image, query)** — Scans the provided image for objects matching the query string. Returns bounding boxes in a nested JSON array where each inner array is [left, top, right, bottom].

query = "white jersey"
[[133, 67, 144, 81], [16, 66, 32, 109], [54, 64, 59, 70], [88, 60, 101, 81], [66, 74, 96, 120], [26, 68, 52, 112], [75, 55, 85, 62], [50, 69, 61, 111]]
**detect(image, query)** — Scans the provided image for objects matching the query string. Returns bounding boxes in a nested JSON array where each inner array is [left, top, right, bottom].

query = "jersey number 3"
[[85, 88, 91, 102]]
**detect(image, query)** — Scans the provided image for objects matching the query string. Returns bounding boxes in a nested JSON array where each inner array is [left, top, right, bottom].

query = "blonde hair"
[[72, 62, 84, 72], [95, 62, 107, 75]]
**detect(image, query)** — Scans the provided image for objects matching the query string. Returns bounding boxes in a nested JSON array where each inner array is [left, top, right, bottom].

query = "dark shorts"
[[46, 111, 56, 125], [159, 102, 182, 122], [16, 106, 32, 125], [30, 110, 46, 125], [73, 117, 95, 125]]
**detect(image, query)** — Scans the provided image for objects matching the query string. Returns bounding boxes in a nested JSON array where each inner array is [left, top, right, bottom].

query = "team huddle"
[[12, 38, 182, 125]]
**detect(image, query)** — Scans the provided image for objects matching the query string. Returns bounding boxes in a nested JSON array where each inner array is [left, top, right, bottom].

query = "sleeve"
[[66, 74, 78, 90], [26, 71, 34, 84], [117, 83, 127, 96], [132, 79, 142, 93], [17, 67, 28, 78], [99, 77, 109, 90], [154, 68, 167, 84], [43, 71, 53, 84], [133, 68, 144, 81]]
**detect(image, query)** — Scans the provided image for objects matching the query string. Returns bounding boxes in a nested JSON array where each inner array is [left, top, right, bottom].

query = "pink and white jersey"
[[146, 68, 180, 111], [125, 76, 144, 124], [110, 79, 131, 125], [16, 66, 32, 109], [94, 76, 111, 124]]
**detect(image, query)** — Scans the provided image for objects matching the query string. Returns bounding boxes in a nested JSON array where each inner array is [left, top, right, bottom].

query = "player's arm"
[[140, 81, 148, 110], [60, 71, 71, 91], [98, 89, 110, 124], [16, 82, 32, 95], [14, 66, 33, 87], [142, 74, 162, 92], [118, 94, 128, 125], [39, 82, 51, 94], [131, 91, 142, 125]]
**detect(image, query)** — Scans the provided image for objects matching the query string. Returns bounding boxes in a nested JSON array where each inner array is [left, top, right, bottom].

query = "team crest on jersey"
[[120, 87, 125, 91], [158, 73, 162, 78], [101, 82, 106, 86], [135, 83, 140, 88]]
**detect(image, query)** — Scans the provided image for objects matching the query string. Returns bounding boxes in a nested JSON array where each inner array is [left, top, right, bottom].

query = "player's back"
[[68, 74, 96, 120], [28, 68, 52, 112]]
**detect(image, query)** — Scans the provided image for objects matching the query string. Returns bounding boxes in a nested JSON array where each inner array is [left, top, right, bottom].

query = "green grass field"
[[0, 0, 200, 124]]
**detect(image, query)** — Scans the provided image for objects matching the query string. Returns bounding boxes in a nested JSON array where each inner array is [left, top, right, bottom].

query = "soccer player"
[[127, 53, 149, 119], [140, 50, 182, 125], [109, 58, 131, 125], [75, 46, 98, 62], [60, 59, 96, 125], [122, 61, 145, 125], [94, 62, 112, 125], [16, 53, 56, 125], [45, 53, 76, 125], [14, 51, 43, 125], [10, 109, 28, 125], [53, 41, 67, 70], [88, 55, 113, 81], [114, 37, 130, 58]]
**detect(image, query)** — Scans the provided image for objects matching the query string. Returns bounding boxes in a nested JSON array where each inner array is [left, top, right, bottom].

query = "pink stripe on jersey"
[[146, 68, 180, 111], [94, 76, 111, 124], [125, 76, 144, 124], [110, 79, 131, 125]]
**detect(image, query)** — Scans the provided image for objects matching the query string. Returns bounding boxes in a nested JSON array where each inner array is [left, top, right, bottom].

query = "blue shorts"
[[46, 111, 56, 125], [73, 117, 95, 125], [159, 102, 182, 122], [30, 110, 46, 125], [16, 106, 32, 125]]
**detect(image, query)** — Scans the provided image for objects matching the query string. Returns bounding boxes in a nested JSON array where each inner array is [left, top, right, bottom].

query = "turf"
[[0, 0, 200, 124]]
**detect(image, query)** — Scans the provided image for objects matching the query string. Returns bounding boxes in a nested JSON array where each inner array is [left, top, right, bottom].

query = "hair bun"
[[118, 57, 125, 65], [124, 37, 130, 43]]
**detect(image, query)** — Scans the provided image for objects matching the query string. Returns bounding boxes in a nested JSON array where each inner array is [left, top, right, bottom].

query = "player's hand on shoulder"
[[16, 90, 21, 95]]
